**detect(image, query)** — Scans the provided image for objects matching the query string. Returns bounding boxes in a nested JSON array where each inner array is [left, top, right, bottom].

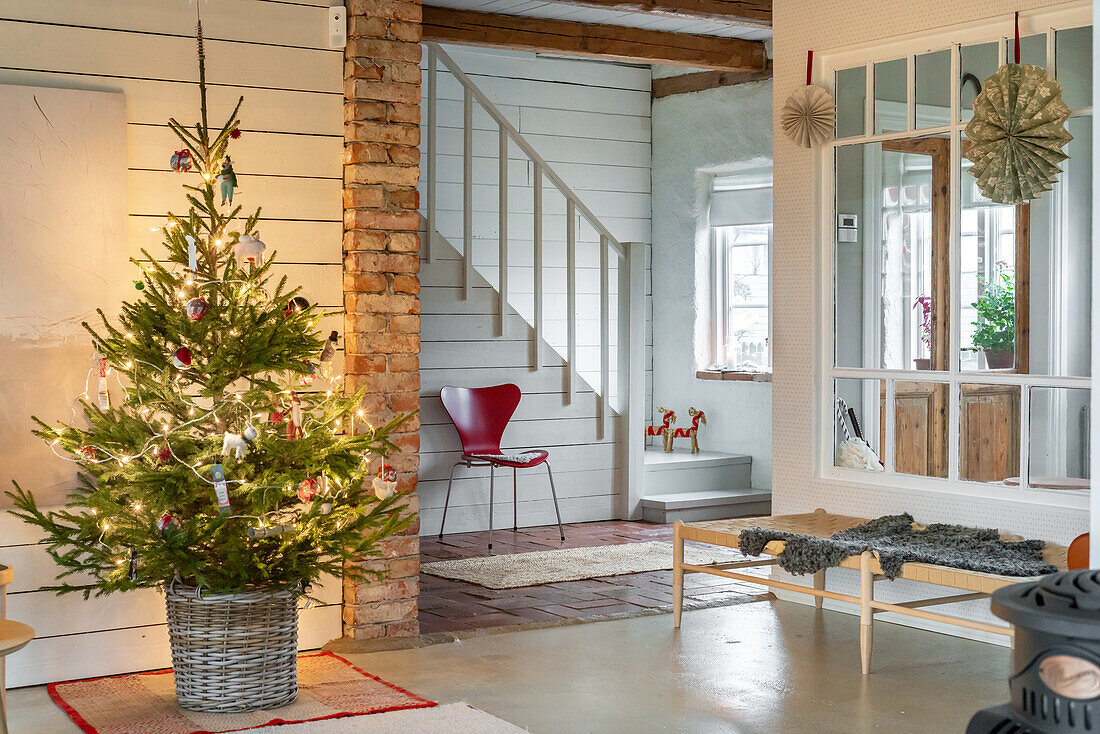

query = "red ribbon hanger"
[[1014, 11, 1021, 64], [806, 49, 814, 86]]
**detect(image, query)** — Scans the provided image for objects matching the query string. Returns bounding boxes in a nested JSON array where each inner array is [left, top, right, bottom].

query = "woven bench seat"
[[672, 508, 1069, 674]]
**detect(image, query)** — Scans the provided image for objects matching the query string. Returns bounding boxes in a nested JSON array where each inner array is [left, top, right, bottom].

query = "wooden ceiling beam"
[[421, 6, 768, 71], [652, 64, 772, 98], [535, 0, 771, 26]]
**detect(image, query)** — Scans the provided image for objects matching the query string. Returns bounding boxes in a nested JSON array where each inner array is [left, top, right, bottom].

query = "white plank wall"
[[0, 0, 344, 686], [418, 47, 653, 534]]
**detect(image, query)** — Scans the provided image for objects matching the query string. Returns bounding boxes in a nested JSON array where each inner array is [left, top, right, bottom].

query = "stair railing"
[[423, 42, 646, 519]]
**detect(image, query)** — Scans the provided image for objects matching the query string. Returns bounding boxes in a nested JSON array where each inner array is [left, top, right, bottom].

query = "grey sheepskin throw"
[[738, 513, 1057, 579]]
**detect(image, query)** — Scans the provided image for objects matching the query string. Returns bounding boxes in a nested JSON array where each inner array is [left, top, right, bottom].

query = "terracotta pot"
[[914, 358, 931, 370], [984, 349, 1014, 370]]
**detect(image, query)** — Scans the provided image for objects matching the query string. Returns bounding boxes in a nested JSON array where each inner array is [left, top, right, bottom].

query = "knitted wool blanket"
[[738, 513, 1057, 579]]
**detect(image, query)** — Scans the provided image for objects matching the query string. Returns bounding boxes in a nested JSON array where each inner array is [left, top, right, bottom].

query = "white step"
[[640, 488, 772, 524], [643, 448, 752, 495]]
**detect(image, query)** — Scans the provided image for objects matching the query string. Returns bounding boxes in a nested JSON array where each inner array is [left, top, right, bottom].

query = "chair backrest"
[[440, 383, 522, 456]]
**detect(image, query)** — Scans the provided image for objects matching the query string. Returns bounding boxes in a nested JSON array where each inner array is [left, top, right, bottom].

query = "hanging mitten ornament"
[[233, 234, 266, 267], [373, 464, 398, 500], [297, 478, 319, 502], [172, 346, 193, 370], [186, 297, 208, 321], [170, 149, 193, 173], [217, 155, 238, 205], [319, 331, 339, 378]]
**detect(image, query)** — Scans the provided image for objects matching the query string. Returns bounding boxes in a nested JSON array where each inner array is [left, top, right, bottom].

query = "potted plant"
[[971, 267, 1016, 370], [912, 295, 932, 370], [6, 22, 413, 713]]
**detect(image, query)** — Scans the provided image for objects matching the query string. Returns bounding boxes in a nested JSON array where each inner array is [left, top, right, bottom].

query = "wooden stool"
[[0, 565, 35, 734]]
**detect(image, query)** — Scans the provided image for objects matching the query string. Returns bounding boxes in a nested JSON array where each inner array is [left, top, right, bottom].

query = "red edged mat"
[[47, 650, 436, 734]]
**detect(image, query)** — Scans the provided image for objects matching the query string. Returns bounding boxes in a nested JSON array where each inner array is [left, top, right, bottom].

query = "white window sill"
[[697, 369, 772, 383]]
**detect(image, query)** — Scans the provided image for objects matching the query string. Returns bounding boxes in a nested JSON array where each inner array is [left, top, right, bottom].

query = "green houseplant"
[[6, 20, 413, 713], [971, 267, 1016, 369]]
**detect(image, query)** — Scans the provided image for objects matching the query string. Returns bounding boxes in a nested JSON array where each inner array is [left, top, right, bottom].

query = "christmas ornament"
[[299, 361, 316, 386], [186, 297, 208, 321], [230, 128, 242, 139], [297, 478, 319, 502], [134, 280, 145, 291], [156, 513, 181, 533], [248, 523, 294, 539], [233, 234, 266, 267], [780, 51, 834, 149], [373, 464, 397, 500], [210, 463, 231, 514], [172, 346, 193, 370], [217, 155, 238, 205], [284, 296, 310, 316], [270, 410, 285, 425], [186, 234, 198, 271], [220, 424, 257, 460], [964, 14, 1072, 204], [80, 444, 96, 460], [170, 149, 193, 173], [319, 331, 339, 378], [286, 392, 303, 440], [97, 355, 110, 410], [128, 548, 138, 582], [157, 446, 173, 463]]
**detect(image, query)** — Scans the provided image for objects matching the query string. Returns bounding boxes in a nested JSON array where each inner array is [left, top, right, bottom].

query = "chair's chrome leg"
[[439, 461, 461, 539], [513, 468, 518, 532], [488, 464, 495, 550], [545, 462, 565, 541]]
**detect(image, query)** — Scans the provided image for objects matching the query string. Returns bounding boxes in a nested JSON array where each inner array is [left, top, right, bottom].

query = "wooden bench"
[[671, 509, 1069, 674]]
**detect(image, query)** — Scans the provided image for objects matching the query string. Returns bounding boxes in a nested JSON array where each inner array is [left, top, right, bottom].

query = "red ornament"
[[156, 513, 180, 532], [172, 346, 192, 370], [185, 297, 208, 321], [80, 444, 96, 460], [299, 361, 316, 386], [170, 149, 193, 173], [230, 128, 242, 139], [270, 411, 286, 425], [297, 478, 319, 502], [157, 446, 173, 463], [373, 464, 398, 500]]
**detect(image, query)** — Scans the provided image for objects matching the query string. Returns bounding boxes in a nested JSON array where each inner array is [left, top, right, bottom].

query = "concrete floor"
[[5, 600, 1009, 733]]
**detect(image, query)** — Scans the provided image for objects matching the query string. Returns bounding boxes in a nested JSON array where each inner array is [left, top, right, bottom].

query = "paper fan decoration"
[[781, 85, 835, 148], [964, 15, 1072, 204], [781, 50, 835, 149]]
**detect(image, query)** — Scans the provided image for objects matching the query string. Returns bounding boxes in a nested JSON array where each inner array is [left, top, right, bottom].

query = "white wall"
[[650, 74, 774, 488], [418, 46, 653, 533], [771, 0, 1090, 632], [0, 0, 343, 686]]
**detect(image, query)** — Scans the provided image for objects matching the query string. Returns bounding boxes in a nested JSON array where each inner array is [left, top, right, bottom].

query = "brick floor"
[[418, 519, 771, 634]]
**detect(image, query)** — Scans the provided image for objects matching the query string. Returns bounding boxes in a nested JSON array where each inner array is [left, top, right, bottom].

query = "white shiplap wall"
[[418, 46, 653, 534], [0, 0, 344, 686]]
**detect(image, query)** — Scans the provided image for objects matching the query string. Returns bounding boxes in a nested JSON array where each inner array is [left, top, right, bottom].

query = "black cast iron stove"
[[968, 569, 1100, 733]]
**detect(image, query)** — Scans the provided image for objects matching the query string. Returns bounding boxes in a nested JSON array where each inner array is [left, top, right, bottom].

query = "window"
[[709, 171, 772, 372], [823, 8, 1092, 501]]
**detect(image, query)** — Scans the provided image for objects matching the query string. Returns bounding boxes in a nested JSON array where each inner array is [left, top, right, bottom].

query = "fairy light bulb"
[[120, 455, 131, 464], [356, 409, 365, 418], [124, 361, 133, 369], [132, 502, 142, 511]]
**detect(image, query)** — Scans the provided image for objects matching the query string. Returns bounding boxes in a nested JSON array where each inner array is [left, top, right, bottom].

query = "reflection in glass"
[[893, 381, 948, 478], [874, 59, 907, 134], [959, 383, 1020, 483], [834, 378, 884, 471], [1056, 26, 1093, 110], [1028, 387, 1090, 490], [960, 42, 998, 122], [835, 138, 945, 370], [1007, 34, 1046, 66], [719, 225, 770, 371], [915, 50, 950, 128], [835, 67, 866, 138]]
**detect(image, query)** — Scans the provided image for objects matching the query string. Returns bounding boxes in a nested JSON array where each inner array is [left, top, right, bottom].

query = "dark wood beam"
[[652, 65, 772, 98], [421, 6, 768, 71], [536, 0, 770, 26]]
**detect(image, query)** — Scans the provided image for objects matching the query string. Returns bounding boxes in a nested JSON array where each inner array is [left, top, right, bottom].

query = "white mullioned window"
[[710, 170, 773, 372], [818, 5, 1093, 507]]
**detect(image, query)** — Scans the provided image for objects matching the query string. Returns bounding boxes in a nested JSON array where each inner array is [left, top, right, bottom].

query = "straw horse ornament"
[[670, 407, 706, 453], [646, 407, 676, 452]]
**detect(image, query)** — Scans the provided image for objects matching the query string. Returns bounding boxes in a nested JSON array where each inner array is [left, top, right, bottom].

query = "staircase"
[[420, 43, 647, 518], [639, 449, 771, 523]]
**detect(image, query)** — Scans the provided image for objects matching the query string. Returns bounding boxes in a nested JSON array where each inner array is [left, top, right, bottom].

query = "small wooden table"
[[672, 509, 1068, 674], [1, 565, 35, 734]]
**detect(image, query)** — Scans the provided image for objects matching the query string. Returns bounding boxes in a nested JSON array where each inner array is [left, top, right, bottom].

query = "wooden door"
[[959, 384, 1020, 482], [881, 381, 948, 476]]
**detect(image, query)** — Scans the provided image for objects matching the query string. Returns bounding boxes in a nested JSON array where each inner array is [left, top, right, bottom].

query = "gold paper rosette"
[[780, 85, 835, 149], [964, 63, 1073, 204]]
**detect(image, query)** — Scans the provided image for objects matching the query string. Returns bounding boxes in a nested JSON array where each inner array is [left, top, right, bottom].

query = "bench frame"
[[671, 518, 1018, 674]]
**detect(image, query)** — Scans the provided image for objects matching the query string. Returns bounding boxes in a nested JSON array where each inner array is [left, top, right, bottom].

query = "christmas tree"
[[7, 20, 412, 599]]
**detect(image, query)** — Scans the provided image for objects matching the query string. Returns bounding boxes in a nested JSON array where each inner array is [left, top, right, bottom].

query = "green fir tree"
[[7, 20, 412, 598]]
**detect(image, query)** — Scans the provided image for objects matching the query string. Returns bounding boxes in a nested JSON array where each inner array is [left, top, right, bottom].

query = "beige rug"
[[252, 702, 527, 732], [422, 540, 745, 589]]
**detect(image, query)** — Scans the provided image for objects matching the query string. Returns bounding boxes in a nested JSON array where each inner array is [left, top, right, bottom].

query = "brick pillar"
[[342, 0, 423, 641]]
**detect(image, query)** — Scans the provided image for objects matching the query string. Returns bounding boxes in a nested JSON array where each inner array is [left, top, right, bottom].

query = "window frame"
[[814, 3, 1093, 509]]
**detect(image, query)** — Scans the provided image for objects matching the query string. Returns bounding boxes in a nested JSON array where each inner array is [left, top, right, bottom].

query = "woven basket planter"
[[165, 583, 299, 713]]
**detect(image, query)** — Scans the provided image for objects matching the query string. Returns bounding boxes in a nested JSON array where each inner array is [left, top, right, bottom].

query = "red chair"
[[439, 383, 565, 549]]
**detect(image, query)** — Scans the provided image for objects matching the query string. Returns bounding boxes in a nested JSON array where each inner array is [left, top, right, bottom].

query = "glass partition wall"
[[824, 13, 1092, 498]]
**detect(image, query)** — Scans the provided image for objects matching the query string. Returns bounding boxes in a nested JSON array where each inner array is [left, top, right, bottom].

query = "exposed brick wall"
[[342, 0, 423, 641]]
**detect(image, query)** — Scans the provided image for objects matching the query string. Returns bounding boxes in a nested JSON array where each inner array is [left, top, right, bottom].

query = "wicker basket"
[[165, 583, 299, 713]]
